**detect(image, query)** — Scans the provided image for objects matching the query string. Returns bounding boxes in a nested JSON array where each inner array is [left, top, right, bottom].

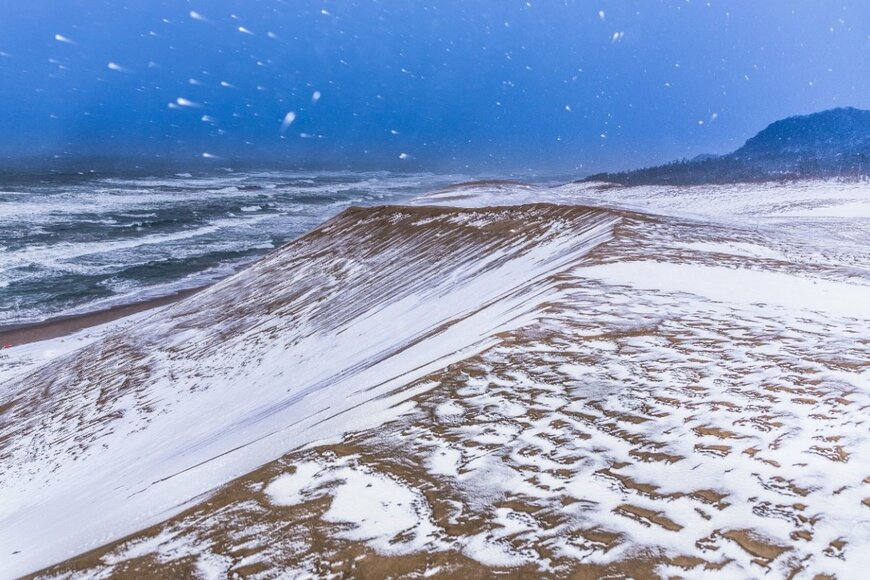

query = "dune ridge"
[[0, 203, 618, 577]]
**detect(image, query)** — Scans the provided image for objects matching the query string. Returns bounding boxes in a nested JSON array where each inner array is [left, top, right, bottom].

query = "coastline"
[[3, 186, 869, 578], [0, 287, 205, 347]]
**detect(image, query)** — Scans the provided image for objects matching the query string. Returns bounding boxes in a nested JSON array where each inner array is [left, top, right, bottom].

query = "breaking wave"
[[0, 171, 465, 327]]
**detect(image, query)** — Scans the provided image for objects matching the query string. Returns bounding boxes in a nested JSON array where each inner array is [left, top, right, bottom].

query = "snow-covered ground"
[[414, 179, 870, 220], [0, 204, 616, 578], [2, 179, 869, 578]]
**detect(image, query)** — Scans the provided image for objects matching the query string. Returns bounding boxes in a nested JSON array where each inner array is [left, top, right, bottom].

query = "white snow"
[[264, 462, 323, 506], [175, 97, 201, 108], [576, 261, 870, 319], [280, 111, 296, 132], [324, 465, 437, 552], [266, 457, 442, 553], [428, 446, 462, 477], [778, 199, 870, 218], [676, 240, 789, 260], [434, 401, 464, 418]]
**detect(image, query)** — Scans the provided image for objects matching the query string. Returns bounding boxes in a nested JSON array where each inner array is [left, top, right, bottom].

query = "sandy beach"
[[0, 288, 204, 348]]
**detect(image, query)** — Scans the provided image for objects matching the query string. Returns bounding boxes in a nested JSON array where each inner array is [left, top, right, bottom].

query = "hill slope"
[[0, 203, 618, 577], [586, 107, 870, 185], [16, 180, 870, 579]]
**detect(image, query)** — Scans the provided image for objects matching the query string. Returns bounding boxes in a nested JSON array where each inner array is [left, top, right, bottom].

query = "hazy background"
[[1, 0, 868, 174]]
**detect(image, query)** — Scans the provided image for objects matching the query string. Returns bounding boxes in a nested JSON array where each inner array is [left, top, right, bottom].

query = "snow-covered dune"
[[2, 180, 869, 578], [0, 204, 617, 577]]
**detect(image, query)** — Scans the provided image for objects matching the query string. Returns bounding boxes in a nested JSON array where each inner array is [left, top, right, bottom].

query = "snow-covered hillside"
[[0, 204, 616, 578], [2, 180, 869, 578], [584, 108, 870, 185]]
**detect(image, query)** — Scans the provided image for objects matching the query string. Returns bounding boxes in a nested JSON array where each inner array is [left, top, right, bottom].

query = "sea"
[[0, 170, 466, 329]]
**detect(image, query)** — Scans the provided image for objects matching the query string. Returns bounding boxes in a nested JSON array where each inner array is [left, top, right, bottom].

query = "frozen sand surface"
[[0, 204, 616, 577], [4, 180, 869, 578]]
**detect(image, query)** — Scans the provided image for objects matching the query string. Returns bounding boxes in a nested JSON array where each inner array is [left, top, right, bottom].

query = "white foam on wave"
[[0, 216, 270, 270], [0, 171, 469, 328]]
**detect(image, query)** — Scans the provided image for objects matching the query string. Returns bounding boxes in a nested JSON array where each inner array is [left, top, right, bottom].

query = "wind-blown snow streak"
[[0, 204, 617, 577]]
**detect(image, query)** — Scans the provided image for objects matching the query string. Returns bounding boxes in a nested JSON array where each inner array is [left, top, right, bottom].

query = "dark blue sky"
[[1, 1, 868, 173]]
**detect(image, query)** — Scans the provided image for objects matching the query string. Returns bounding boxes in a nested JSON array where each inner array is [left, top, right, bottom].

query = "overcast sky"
[[1, 0, 868, 173]]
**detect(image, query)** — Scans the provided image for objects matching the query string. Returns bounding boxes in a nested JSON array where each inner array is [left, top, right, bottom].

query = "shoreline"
[[0, 287, 205, 347]]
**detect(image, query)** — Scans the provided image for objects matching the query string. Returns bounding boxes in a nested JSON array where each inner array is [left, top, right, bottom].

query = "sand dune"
[[2, 181, 869, 578]]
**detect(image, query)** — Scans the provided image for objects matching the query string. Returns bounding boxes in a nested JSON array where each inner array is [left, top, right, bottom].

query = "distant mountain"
[[690, 153, 720, 162], [586, 107, 870, 185]]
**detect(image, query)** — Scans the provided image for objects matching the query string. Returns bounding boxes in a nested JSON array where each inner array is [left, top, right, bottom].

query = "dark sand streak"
[[0, 287, 206, 346]]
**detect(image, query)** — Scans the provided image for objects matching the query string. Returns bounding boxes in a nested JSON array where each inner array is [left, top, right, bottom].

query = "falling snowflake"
[[175, 97, 201, 108], [281, 111, 296, 132]]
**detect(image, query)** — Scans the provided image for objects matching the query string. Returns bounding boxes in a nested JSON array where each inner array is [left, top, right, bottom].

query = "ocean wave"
[[0, 216, 269, 268], [0, 171, 468, 327]]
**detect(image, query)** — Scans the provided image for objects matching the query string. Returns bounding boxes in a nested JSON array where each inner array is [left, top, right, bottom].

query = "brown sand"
[[0, 288, 205, 347]]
